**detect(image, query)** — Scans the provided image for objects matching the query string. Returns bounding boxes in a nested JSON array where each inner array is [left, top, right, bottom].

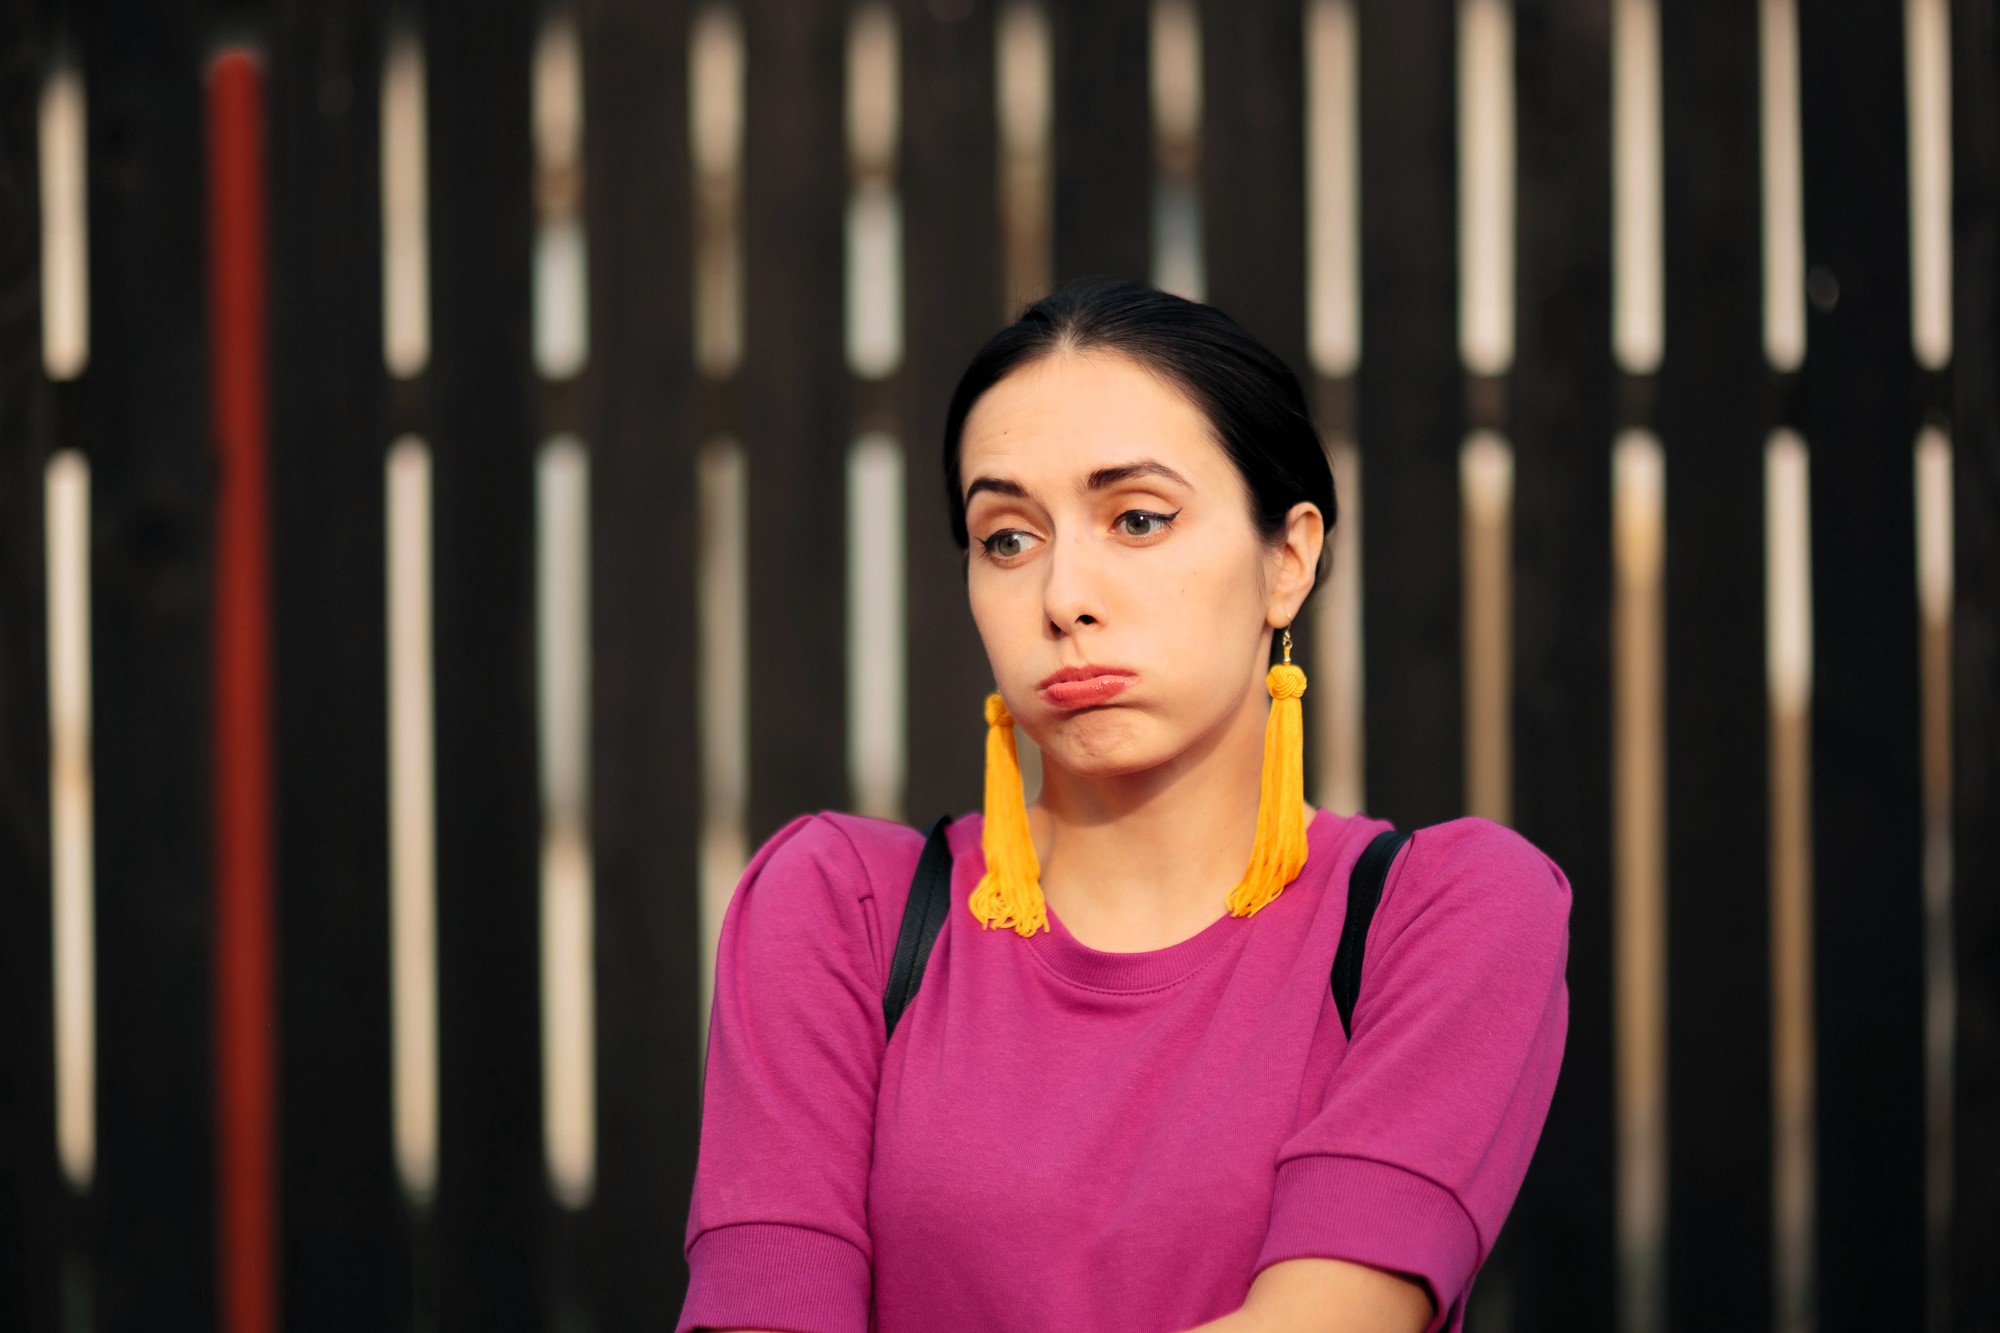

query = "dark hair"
[[942, 275, 1337, 600]]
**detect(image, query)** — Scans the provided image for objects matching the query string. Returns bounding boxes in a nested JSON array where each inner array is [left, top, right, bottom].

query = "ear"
[[1265, 501, 1325, 627]]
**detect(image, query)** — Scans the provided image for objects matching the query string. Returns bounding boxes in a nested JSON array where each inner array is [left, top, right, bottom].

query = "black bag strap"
[[883, 815, 1412, 1044], [1332, 828, 1412, 1038], [884, 813, 956, 1041]]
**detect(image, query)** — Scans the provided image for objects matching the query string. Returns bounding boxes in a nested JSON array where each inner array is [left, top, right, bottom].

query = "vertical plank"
[[266, 2, 412, 1328], [1951, 6, 2000, 1324], [0, 1, 61, 1327], [901, 0, 1000, 818], [1656, 2, 1775, 1326], [1199, 0, 1307, 382], [1200, 0, 1323, 747], [742, 0, 849, 845], [423, 1, 552, 1326], [1795, 7, 1927, 1326], [80, 0, 218, 1325], [575, 0, 703, 1324], [1048, 0, 1149, 285], [1356, 3, 1462, 827], [1500, 1, 1618, 1326], [204, 48, 277, 1333]]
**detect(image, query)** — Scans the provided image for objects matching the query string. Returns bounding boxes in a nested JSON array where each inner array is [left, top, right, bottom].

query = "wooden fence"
[[0, 0, 1994, 1330]]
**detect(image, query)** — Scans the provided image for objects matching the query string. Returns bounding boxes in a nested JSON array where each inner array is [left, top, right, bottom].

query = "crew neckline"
[[947, 807, 1351, 993]]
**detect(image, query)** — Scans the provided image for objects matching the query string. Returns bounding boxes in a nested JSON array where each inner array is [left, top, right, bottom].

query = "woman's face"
[[958, 349, 1320, 781]]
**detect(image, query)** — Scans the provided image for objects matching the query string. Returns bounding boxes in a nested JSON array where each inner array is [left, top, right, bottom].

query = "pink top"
[[677, 807, 1570, 1333]]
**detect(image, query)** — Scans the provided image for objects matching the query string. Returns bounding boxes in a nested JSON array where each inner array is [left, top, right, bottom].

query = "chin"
[[1032, 708, 1169, 778]]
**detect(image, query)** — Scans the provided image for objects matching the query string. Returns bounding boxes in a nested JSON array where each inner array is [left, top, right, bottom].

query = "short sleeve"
[[677, 813, 889, 1333], [1254, 817, 1572, 1333]]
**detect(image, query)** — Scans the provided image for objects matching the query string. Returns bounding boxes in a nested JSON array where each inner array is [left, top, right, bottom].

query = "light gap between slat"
[[46, 449, 94, 1192], [1305, 0, 1358, 378], [386, 436, 439, 1203], [1905, 0, 1951, 370], [1613, 0, 1662, 375], [692, 5, 746, 378], [1760, 0, 1805, 372], [534, 9, 589, 380], [1460, 433, 1514, 824], [997, 0, 1052, 315], [383, 24, 430, 378], [847, 2, 903, 378], [1914, 428, 1955, 1323], [1457, 0, 1513, 376], [847, 435, 906, 821], [536, 436, 595, 1209], [1764, 428, 1815, 1333], [39, 53, 88, 379], [1149, 0, 1203, 301], [1612, 429, 1667, 1333]]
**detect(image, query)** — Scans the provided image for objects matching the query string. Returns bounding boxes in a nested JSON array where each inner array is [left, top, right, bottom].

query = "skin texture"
[[713, 348, 1430, 1333]]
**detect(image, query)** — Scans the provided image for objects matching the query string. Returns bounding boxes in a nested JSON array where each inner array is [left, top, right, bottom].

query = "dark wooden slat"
[[1199, 0, 1328, 778], [1198, 0, 1307, 383], [1048, 0, 1149, 286], [1951, 7, 2000, 1324], [266, 3, 411, 1328], [901, 0, 1001, 820], [0, 3, 61, 1328], [1656, 3, 1776, 1327], [423, 2, 552, 1326], [1356, 2, 1462, 828], [742, 0, 850, 845], [80, 0, 217, 1326], [1496, 2, 1618, 1326], [574, 0, 703, 1324], [1796, 8, 1928, 1326]]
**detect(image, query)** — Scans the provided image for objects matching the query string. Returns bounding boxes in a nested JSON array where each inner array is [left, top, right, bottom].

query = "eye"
[[976, 528, 1043, 561], [1116, 509, 1180, 538]]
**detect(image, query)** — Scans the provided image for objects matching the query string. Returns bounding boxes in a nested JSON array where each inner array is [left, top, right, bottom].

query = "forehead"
[[959, 351, 1226, 485]]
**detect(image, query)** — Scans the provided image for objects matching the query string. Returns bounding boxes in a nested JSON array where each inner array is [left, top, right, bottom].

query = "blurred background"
[[0, 0, 1995, 1329]]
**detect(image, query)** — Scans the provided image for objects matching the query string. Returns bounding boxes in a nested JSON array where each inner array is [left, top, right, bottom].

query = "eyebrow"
[[961, 475, 1031, 506], [963, 459, 1194, 508], [1083, 460, 1194, 493]]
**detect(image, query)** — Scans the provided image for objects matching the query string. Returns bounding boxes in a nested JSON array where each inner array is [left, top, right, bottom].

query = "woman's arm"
[[1227, 819, 1569, 1333], [702, 1255, 1430, 1333], [1180, 1257, 1433, 1333], [676, 816, 887, 1333]]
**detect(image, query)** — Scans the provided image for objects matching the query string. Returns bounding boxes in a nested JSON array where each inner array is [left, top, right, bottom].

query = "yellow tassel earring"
[[1223, 626, 1310, 917], [969, 691, 1050, 936]]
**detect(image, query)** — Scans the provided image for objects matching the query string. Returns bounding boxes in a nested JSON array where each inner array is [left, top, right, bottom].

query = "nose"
[[1041, 532, 1102, 636]]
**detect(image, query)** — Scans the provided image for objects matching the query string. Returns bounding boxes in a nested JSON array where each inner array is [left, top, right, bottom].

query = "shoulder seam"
[[814, 812, 883, 907], [815, 812, 905, 1001], [815, 810, 937, 895]]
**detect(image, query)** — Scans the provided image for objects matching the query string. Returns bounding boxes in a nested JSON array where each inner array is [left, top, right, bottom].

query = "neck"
[[1024, 679, 1316, 948]]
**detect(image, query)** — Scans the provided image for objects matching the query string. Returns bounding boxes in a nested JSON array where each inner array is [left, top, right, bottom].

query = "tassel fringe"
[[1223, 663, 1310, 917], [970, 661, 1309, 935], [970, 692, 1049, 936]]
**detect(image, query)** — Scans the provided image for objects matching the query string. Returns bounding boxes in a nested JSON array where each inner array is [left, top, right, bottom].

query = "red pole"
[[206, 47, 275, 1333]]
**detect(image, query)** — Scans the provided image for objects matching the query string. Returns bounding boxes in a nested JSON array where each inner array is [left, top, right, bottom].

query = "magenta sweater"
[[677, 807, 1570, 1333]]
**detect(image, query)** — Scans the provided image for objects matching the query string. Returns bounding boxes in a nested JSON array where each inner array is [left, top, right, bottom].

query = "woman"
[[676, 277, 1571, 1333]]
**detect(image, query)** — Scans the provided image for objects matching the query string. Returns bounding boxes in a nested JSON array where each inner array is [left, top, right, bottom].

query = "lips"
[[1036, 666, 1136, 710]]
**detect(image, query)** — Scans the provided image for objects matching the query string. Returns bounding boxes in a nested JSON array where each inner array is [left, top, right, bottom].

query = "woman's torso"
[[860, 806, 1388, 1333]]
